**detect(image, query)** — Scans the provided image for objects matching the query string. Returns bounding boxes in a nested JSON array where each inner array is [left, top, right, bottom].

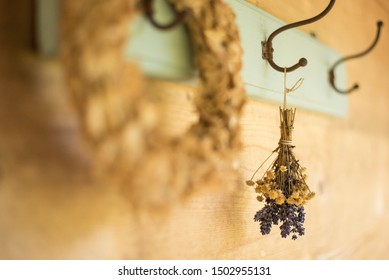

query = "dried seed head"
[[246, 180, 255, 186], [266, 170, 275, 179], [307, 192, 316, 200]]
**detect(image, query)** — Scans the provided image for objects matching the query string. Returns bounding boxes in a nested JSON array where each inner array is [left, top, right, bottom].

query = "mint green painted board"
[[124, 0, 194, 80], [124, 0, 348, 117], [36, 0, 59, 56]]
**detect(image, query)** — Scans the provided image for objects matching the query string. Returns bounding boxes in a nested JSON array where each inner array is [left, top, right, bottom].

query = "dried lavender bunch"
[[254, 199, 305, 240]]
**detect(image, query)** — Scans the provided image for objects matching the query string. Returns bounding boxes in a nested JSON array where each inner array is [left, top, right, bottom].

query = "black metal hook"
[[329, 21, 383, 94], [143, 0, 188, 30], [262, 0, 336, 73]]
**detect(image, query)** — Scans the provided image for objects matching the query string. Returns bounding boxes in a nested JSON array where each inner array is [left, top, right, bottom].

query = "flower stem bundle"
[[246, 107, 315, 240]]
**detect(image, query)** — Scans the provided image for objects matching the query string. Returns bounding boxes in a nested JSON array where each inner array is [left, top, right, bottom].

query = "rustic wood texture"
[[0, 0, 389, 259]]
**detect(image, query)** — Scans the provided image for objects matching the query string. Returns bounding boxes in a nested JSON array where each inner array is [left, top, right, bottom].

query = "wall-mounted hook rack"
[[126, 0, 348, 117], [143, 0, 188, 30], [329, 20, 383, 94], [262, 0, 336, 73]]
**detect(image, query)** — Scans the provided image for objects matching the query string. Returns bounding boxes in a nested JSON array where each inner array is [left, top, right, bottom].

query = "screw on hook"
[[329, 21, 383, 94], [262, 0, 336, 73], [143, 0, 188, 30]]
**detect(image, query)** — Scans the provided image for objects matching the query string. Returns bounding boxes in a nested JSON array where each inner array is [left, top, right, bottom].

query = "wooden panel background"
[[0, 0, 389, 259]]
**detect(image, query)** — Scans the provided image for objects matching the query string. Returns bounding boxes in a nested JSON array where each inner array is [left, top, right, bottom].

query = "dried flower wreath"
[[246, 70, 315, 240], [61, 0, 246, 207]]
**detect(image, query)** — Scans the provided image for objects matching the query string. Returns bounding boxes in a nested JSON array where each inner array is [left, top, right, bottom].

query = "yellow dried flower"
[[255, 186, 261, 193], [280, 166, 287, 172], [296, 198, 304, 205], [291, 192, 299, 199], [307, 192, 316, 200], [269, 190, 279, 199], [266, 170, 275, 179], [246, 180, 255, 186], [301, 189, 310, 198], [268, 192, 275, 198], [275, 197, 285, 205], [287, 197, 296, 204], [256, 195, 264, 202], [262, 184, 271, 192]]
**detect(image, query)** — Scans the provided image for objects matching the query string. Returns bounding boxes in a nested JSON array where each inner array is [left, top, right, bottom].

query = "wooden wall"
[[238, 0, 389, 258], [0, 0, 389, 259]]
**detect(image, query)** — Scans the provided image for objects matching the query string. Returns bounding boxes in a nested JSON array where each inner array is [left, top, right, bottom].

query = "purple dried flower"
[[254, 200, 306, 240]]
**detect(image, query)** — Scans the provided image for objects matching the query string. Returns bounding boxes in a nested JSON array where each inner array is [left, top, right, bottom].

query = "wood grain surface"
[[0, 0, 389, 259]]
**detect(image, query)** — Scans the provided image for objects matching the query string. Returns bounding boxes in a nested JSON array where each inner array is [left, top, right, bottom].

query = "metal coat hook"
[[143, 0, 188, 30], [262, 0, 336, 73], [329, 20, 383, 94]]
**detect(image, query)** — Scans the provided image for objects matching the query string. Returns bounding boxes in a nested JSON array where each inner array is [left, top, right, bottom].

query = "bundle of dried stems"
[[246, 75, 315, 240]]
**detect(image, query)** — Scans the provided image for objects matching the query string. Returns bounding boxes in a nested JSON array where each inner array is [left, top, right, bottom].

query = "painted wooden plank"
[[35, 0, 59, 56]]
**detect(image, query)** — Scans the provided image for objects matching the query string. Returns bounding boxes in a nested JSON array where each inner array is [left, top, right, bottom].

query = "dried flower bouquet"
[[246, 107, 315, 240]]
